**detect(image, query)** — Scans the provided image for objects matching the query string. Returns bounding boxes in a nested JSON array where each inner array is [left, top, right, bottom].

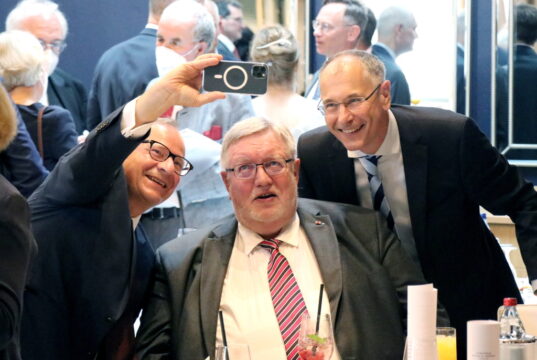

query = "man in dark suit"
[[305, 0, 366, 100], [86, 0, 177, 130], [372, 6, 417, 105], [20, 54, 225, 360], [5, 0, 88, 134], [0, 84, 36, 360], [135, 117, 446, 359], [215, 0, 244, 61], [297, 50, 537, 359]]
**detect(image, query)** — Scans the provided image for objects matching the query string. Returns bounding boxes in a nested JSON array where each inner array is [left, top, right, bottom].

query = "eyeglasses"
[[38, 38, 66, 54], [318, 84, 382, 116], [142, 140, 194, 176], [225, 158, 294, 179], [312, 20, 354, 34]]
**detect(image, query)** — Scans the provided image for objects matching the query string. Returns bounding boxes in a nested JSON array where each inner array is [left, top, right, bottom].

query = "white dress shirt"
[[217, 215, 341, 360], [347, 110, 420, 265]]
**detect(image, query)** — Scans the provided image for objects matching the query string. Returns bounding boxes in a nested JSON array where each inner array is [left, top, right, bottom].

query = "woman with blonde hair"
[[0, 30, 76, 171], [250, 25, 324, 140]]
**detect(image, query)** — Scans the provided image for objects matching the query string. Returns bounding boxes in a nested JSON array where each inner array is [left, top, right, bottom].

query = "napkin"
[[467, 320, 500, 359], [405, 284, 438, 360]]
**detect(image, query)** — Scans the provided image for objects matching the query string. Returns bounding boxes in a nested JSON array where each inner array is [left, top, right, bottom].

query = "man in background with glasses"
[[20, 54, 224, 360], [305, 0, 368, 100], [135, 116, 447, 359], [6, 0, 88, 134], [215, 0, 244, 61], [298, 50, 537, 360]]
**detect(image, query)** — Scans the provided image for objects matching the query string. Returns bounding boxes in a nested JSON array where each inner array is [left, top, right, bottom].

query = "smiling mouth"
[[147, 175, 167, 188], [339, 123, 365, 134], [256, 193, 276, 200]]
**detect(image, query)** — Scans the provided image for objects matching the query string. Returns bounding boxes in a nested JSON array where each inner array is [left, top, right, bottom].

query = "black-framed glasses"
[[142, 140, 193, 176], [318, 83, 382, 116], [37, 38, 66, 54], [225, 158, 294, 179]]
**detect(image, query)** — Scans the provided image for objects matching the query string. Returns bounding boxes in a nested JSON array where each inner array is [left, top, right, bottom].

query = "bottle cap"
[[503, 297, 517, 306]]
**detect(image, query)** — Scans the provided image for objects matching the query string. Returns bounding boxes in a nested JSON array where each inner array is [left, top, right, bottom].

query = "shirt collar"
[[145, 23, 159, 30], [218, 34, 236, 52], [132, 215, 141, 230], [238, 214, 301, 255], [347, 109, 400, 158]]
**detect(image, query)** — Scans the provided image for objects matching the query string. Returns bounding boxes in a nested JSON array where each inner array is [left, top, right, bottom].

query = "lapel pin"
[[315, 220, 324, 226]]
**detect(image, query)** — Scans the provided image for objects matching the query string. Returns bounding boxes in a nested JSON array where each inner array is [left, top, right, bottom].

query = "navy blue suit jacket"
[[216, 40, 239, 61], [372, 44, 411, 105], [18, 103, 78, 171], [21, 109, 155, 360], [298, 105, 537, 359], [48, 67, 88, 134], [0, 107, 48, 198], [87, 28, 158, 130]]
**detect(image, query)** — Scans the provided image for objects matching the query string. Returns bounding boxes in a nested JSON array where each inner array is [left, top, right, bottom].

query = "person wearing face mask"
[[5, 0, 88, 135], [140, 0, 255, 247], [0, 30, 78, 172]]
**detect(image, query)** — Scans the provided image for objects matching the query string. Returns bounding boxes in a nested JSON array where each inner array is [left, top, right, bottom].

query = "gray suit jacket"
[[136, 198, 445, 360]]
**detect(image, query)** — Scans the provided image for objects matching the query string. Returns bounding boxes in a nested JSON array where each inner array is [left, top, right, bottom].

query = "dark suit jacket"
[[0, 175, 36, 360], [298, 105, 537, 358], [21, 109, 155, 360], [87, 28, 158, 130], [48, 67, 88, 134], [0, 107, 48, 198], [216, 40, 239, 61], [17, 103, 78, 171], [372, 44, 411, 105], [135, 198, 447, 360]]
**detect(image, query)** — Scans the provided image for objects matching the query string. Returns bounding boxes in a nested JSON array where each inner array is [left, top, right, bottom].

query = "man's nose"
[[158, 157, 176, 173], [253, 165, 273, 186]]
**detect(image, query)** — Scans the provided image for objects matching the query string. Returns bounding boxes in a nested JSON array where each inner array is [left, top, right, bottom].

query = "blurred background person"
[[0, 83, 36, 360], [356, 6, 376, 51], [215, 0, 244, 60], [5, 0, 87, 134], [305, 0, 367, 100], [250, 25, 324, 140], [234, 26, 254, 61], [86, 0, 177, 130], [373, 6, 417, 105], [0, 30, 77, 171]]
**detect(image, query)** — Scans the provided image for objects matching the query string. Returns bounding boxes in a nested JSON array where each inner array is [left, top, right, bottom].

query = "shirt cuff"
[[531, 279, 537, 295], [120, 99, 153, 138]]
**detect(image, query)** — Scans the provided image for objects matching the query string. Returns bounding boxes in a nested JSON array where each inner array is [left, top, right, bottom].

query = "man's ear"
[[293, 158, 301, 181], [380, 80, 392, 110], [347, 25, 361, 43], [199, 41, 209, 55], [220, 171, 231, 192]]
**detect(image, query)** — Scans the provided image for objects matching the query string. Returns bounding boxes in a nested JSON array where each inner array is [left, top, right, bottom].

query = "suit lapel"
[[199, 219, 237, 356], [328, 137, 360, 205], [297, 206, 342, 322], [394, 107, 428, 251]]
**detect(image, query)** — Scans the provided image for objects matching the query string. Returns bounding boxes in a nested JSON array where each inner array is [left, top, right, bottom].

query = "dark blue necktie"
[[359, 155, 394, 231]]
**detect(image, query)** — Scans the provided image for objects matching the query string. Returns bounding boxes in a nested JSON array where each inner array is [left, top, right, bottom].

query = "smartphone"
[[203, 60, 268, 95]]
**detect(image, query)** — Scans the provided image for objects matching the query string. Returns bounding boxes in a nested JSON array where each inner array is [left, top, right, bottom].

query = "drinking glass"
[[298, 313, 334, 360], [436, 327, 457, 360], [214, 344, 251, 360]]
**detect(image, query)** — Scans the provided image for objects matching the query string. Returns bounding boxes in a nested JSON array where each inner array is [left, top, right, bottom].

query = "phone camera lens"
[[252, 65, 267, 79]]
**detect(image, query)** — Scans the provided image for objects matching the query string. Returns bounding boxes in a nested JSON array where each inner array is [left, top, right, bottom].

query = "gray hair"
[[0, 30, 45, 91], [321, 49, 385, 83], [161, 0, 215, 47], [250, 25, 298, 87], [221, 117, 297, 168], [377, 6, 414, 38], [6, 0, 68, 38]]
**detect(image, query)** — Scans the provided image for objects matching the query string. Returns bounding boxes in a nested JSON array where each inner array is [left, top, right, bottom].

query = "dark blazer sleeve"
[[29, 106, 147, 206], [458, 118, 537, 281], [0, 177, 35, 349], [0, 110, 48, 198]]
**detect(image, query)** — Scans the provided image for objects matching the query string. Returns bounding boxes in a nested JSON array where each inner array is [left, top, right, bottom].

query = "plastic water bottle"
[[499, 298, 526, 340]]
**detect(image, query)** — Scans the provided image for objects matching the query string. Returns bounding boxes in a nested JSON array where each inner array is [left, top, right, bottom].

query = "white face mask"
[[155, 46, 187, 77], [43, 49, 59, 76]]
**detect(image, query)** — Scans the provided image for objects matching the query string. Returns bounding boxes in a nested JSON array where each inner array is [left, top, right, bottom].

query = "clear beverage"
[[298, 314, 334, 360]]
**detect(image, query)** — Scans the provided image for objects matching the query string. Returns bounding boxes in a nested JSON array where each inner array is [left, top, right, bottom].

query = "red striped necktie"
[[259, 239, 309, 360]]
